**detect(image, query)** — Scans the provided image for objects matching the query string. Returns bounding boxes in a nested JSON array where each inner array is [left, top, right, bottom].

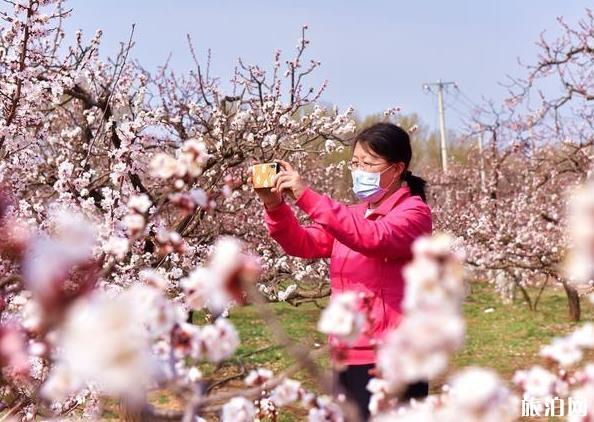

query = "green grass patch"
[[452, 282, 593, 379]]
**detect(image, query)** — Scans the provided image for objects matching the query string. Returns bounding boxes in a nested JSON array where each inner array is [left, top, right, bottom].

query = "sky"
[[63, 1, 592, 132]]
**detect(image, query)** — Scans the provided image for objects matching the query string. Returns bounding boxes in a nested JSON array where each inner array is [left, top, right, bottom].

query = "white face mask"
[[351, 165, 394, 202]]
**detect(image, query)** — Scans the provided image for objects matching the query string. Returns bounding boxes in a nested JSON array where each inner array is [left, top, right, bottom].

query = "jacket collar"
[[361, 185, 411, 217]]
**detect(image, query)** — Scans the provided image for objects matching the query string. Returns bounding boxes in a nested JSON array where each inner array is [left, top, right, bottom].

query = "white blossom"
[[221, 397, 255, 422], [512, 365, 558, 399], [150, 153, 180, 179], [127, 194, 152, 214], [104, 236, 129, 259], [277, 284, 297, 301], [540, 336, 583, 367], [269, 378, 302, 407], [317, 291, 366, 344], [42, 289, 159, 402], [198, 318, 240, 362]]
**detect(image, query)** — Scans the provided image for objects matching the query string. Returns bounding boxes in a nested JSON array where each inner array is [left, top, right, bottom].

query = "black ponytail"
[[353, 122, 428, 202], [402, 170, 427, 202]]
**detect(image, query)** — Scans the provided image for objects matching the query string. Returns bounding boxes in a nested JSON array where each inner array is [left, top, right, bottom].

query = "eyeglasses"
[[347, 161, 389, 171]]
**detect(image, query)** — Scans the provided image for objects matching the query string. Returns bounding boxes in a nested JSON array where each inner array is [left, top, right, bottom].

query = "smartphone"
[[252, 162, 279, 188]]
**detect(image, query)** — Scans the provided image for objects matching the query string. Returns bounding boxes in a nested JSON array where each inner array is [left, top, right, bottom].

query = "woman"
[[251, 122, 432, 420]]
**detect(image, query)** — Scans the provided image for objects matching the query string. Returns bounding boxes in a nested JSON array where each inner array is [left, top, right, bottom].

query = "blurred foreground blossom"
[[373, 368, 518, 422], [20, 210, 100, 327], [41, 287, 162, 403], [0, 324, 30, 378], [221, 396, 256, 422], [197, 317, 240, 362], [374, 234, 466, 398], [150, 138, 210, 182], [269, 378, 302, 407], [565, 181, 594, 286], [169, 317, 240, 363], [376, 310, 465, 392], [317, 291, 367, 344], [245, 368, 274, 386], [307, 395, 344, 421], [403, 233, 466, 313], [181, 236, 261, 314], [444, 367, 519, 421], [512, 365, 562, 401], [539, 336, 583, 368]]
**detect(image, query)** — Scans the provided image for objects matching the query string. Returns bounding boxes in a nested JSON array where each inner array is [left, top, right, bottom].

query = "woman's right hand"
[[247, 174, 283, 210]]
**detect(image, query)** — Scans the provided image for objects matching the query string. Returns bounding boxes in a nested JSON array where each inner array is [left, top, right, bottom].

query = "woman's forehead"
[[353, 142, 382, 159]]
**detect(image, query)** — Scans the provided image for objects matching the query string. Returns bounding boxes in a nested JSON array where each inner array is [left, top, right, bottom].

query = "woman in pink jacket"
[[252, 122, 432, 420]]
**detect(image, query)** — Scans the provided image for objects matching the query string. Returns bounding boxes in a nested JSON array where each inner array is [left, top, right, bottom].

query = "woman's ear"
[[394, 162, 406, 180], [383, 162, 405, 188]]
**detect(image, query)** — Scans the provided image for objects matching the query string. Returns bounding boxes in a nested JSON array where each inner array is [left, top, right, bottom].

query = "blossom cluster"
[[372, 234, 466, 403], [317, 291, 368, 344]]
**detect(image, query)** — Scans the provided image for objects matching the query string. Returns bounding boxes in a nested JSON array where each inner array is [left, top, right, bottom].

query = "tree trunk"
[[118, 398, 142, 422], [561, 278, 581, 322]]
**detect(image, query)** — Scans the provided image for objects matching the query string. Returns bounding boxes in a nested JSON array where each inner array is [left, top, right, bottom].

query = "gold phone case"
[[252, 162, 279, 188]]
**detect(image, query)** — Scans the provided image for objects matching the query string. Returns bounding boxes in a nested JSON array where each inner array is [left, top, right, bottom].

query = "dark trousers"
[[334, 364, 429, 421]]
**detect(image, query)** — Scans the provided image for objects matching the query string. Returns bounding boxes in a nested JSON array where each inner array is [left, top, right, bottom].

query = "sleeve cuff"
[[263, 200, 292, 224]]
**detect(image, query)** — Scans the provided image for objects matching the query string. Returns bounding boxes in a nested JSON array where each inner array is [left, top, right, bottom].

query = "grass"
[[228, 301, 330, 385], [453, 282, 594, 379]]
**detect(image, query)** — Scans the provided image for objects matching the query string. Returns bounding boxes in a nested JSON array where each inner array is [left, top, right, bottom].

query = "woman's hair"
[[353, 122, 427, 202]]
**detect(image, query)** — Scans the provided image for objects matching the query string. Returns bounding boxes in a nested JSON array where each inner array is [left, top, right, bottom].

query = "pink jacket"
[[264, 185, 433, 365]]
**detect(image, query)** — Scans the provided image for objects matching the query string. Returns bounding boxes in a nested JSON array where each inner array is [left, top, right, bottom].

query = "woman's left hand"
[[271, 160, 308, 200]]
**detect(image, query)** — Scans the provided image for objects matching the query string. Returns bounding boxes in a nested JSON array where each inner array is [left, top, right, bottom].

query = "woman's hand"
[[271, 160, 308, 200], [247, 173, 283, 210]]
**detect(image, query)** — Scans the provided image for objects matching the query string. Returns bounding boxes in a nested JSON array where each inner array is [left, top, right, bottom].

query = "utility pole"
[[423, 80, 456, 173]]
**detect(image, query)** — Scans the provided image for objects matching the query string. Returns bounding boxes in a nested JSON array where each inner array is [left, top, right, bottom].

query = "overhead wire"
[[453, 86, 481, 112]]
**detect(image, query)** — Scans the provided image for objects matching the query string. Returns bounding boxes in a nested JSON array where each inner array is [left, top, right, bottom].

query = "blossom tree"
[[0, 0, 363, 418], [429, 9, 594, 320]]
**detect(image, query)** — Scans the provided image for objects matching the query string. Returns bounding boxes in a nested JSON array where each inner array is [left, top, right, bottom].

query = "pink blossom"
[[0, 324, 30, 377], [181, 236, 261, 314]]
